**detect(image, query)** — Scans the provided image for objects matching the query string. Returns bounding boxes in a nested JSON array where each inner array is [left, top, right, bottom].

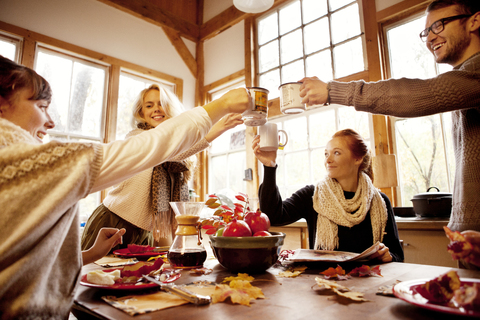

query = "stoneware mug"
[[259, 122, 288, 151], [242, 87, 269, 126], [279, 82, 306, 114]]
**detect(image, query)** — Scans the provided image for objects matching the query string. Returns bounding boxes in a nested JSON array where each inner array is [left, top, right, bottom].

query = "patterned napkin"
[[102, 282, 216, 316]]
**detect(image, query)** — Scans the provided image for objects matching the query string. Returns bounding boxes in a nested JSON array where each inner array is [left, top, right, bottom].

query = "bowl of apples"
[[205, 197, 285, 273]]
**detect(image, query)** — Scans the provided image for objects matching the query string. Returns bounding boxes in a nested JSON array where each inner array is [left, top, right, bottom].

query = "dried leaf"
[[333, 288, 369, 301], [277, 265, 307, 278], [348, 265, 382, 277], [211, 280, 265, 306], [320, 265, 350, 280], [223, 273, 255, 283], [315, 277, 349, 291], [314, 277, 369, 302]]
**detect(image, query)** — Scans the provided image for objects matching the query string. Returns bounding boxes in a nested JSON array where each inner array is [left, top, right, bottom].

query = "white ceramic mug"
[[259, 123, 288, 151], [242, 87, 269, 126], [279, 82, 306, 114]]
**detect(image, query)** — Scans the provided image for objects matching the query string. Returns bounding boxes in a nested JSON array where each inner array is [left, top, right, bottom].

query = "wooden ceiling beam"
[[200, 6, 250, 41], [97, 0, 199, 41], [162, 26, 197, 77], [199, 0, 292, 41]]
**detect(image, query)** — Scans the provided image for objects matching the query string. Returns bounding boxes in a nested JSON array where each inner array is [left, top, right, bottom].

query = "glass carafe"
[[167, 202, 207, 269]]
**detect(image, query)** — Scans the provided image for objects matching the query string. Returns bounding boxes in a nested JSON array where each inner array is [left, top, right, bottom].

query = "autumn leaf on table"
[[223, 273, 255, 283], [332, 288, 369, 302], [348, 265, 382, 277], [212, 280, 265, 306], [278, 265, 308, 278], [319, 265, 350, 280], [315, 277, 369, 302]]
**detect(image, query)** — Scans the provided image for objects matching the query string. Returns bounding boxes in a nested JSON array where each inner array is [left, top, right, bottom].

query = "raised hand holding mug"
[[279, 82, 306, 114], [242, 87, 269, 126], [259, 123, 288, 151]]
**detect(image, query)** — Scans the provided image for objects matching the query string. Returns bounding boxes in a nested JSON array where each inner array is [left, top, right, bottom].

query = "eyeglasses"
[[419, 14, 472, 41]]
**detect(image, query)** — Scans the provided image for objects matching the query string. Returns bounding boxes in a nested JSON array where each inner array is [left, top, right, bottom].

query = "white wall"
[[0, 0, 197, 108], [204, 21, 245, 86]]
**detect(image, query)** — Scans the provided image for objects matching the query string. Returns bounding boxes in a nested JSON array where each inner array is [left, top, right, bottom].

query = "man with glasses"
[[299, 1, 480, 238]]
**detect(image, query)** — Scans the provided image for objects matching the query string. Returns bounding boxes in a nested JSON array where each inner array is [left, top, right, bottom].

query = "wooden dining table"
[[73, 256, 480, 320]]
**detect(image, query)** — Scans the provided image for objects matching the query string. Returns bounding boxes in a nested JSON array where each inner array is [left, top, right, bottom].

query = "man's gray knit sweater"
[[329, 52, 480, 231]]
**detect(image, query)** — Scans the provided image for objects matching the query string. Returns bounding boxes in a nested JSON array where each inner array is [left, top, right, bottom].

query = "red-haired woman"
[[252, 128, 403, 263]]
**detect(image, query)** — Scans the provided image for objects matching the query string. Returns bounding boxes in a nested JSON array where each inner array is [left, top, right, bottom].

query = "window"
[[116, 71, 176, 141], [254, 0, 370, 200], [0, 32, 22, 62], [34, 46, 109, 223], [384, 14, 454, 206], [269, 106, 371, 199], [257, 0, 365, 99], [208, 80, 248, 196]]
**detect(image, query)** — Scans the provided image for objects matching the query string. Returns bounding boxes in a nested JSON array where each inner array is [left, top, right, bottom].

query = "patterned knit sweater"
[[0, 107, 211, 319], [329, 52, 480, 232]]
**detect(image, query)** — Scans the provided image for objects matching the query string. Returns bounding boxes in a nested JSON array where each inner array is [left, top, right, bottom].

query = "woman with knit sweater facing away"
[[253, 129, 404, 263], [81, 84, 243, 250], [0, 55, 249, 319]]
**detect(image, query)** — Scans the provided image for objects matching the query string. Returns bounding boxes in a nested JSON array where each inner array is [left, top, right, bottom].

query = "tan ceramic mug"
[[259, 122, 288, 151], [279, 82, 306, 114]]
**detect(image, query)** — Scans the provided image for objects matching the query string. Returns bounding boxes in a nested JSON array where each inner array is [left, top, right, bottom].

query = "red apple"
[[223, 219, 252, 237], [253, 231, 272, 237], [244, 209, 271, 234]]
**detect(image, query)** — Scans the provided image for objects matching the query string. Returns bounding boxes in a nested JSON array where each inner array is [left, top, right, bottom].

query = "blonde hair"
[[132, 84, 184, 126], [132, 84, 196, 182]]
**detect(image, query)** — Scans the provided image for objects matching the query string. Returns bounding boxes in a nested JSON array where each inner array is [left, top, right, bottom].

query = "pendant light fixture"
[[233, 0, 274, 14]]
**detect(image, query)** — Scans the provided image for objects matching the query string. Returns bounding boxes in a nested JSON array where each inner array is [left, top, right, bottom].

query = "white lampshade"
[[233, 0, 274, 14]]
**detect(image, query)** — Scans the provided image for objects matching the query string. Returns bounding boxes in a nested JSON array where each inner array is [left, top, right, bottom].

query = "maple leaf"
[[223, 273, 255, 283], [315, 277, 369, 302], [211, 280, 265, 306], [333, 288, 369, 301], [320, 265, 350, 280], [348, 265, 382, 277], [278, 266, 307, 278]]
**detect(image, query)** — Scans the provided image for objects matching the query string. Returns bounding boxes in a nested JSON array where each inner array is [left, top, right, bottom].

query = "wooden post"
[[362, 0, 398, 206]]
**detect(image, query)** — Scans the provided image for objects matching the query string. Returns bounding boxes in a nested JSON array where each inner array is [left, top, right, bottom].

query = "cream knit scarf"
[[312, 172, 387, 250]]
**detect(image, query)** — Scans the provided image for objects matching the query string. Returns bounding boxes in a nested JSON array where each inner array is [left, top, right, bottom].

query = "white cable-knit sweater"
[[103, 131, 210, 231]]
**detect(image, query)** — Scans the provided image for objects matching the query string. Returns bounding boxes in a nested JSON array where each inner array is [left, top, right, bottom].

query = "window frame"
[[0, 31, 23, 62], [379, 5, 455, 205], [207, 77, 248, 195], [34, 44, 110, 143], [255, 0, 367, 99]]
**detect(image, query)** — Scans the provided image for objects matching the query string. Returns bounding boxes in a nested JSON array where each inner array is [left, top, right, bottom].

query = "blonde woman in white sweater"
[[81, 84, 243, 250], [0, 56, 249, 319]]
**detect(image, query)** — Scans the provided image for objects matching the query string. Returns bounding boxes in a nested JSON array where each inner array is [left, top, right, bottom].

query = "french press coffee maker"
[[167, 202, 207, 268]]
